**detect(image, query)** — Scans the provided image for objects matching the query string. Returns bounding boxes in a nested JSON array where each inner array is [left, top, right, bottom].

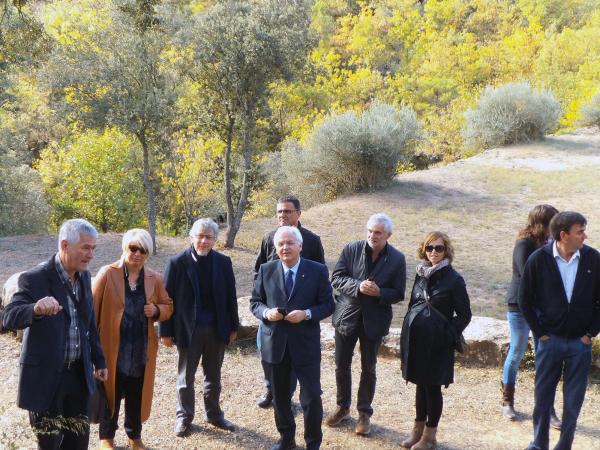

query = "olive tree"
[[179, 0, 313, 247]]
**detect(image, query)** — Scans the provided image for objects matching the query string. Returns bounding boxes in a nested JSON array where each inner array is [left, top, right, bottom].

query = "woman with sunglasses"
[[500, 204, 561, 426], [93, 229, 173, 450], [400, 232, 472, 450]]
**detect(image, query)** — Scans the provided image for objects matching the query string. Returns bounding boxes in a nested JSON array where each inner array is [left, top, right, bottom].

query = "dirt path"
[[1, 333, 599, 449]]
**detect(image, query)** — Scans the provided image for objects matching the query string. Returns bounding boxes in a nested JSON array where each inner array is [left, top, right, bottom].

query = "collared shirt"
[[54, 254, 82, 362], [281, 259, 301, 288], [553, 242, 580, 303], [365, 242, 388, 276]]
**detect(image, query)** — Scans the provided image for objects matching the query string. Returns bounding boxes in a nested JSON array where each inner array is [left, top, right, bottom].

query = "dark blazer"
[[159, 247, 239, 347], [518, 243, 600, 339], [331, 240, 406, 340], [250, 258, 334, 366], [254, 223, 325, 278], [2, 256, 106, 413], [505, 238, 538, 308], [400, 266, 472, 386]]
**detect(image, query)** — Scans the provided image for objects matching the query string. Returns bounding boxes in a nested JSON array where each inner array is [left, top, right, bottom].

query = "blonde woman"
[[93, 229, 173, 450]]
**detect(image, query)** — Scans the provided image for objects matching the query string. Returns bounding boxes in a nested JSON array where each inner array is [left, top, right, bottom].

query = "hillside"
[[2, 130, 600, 324]]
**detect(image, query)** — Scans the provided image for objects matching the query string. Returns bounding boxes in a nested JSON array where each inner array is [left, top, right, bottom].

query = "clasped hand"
[[265, 308, 306, 323], [359, 280, 380, 297]]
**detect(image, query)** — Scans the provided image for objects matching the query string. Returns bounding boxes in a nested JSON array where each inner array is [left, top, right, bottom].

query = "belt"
[[64, 359, 82, 370]]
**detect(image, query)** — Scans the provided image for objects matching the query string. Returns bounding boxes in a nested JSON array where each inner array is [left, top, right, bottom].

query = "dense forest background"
[[1, 0, 599, 247]]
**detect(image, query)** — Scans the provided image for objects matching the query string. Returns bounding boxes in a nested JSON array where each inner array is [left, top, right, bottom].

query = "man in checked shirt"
[[3, 219, 107, 450]]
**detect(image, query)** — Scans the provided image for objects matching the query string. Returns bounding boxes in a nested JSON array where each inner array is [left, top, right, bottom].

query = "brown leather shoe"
[[128, 438, 147, 450], [355, 413, 371, 435], [324, 406, 350, 427], [99, 439, 114, 449]]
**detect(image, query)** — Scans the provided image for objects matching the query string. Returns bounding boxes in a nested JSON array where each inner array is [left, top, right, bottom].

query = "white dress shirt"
[[553, 241, 580, 303]]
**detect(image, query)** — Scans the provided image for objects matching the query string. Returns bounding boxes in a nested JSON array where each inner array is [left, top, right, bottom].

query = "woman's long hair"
[[517, 204, 559, 247]]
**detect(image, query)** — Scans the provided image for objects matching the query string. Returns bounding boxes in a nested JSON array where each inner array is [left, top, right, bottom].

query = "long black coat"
[[400, 265, 472, 386], [2, 256, 106, 413], [159, 247, 240, 347]]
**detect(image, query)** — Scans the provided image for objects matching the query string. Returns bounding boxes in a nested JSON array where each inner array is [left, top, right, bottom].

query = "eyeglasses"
[[128, 245, 147, 255], [425, 244, 445, 253], [192, 233, 215, 241], [277, 209, 298, 215]]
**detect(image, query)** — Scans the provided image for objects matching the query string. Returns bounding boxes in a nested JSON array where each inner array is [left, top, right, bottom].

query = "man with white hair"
[[159, 218, 240, 438], [3, 218, 107, 450], [250, 226, 334, 450], [325, 213, 406, 436]]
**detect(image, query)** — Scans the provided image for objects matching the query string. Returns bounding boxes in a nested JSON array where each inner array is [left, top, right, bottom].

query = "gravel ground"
[[1, 333, 599, 450]]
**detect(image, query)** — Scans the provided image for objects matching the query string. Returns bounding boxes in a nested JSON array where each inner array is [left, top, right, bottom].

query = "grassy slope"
[[2, 131, 600, 323]]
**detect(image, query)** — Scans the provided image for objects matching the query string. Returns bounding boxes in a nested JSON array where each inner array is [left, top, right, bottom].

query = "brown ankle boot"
[[411, 426, 437, 450], [401, 421, 425, 448], [501, 382, 517, 420]]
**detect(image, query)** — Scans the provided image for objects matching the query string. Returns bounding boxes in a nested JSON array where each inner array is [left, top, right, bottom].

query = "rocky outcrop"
[[239, 296, 515, 367]]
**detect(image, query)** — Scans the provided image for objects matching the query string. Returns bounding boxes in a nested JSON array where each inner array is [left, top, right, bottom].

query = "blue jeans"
[[527, 335, 592, 450], [502, 311, 531, 385]]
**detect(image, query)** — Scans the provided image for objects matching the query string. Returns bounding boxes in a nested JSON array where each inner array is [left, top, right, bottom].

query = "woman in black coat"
[[400, 232, 472, 450]]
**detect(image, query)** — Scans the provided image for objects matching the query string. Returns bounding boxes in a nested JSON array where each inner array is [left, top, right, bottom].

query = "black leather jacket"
[[331, 240, 406, 339]]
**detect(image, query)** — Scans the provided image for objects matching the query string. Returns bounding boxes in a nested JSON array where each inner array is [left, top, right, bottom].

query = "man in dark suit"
[[519, 211, 600, 450], [254, 195, 325, 408], [159, 218, 240, 438], [326, 213, 406, 436], [250, 226, 334, 450], [2, 219, 107, 450]]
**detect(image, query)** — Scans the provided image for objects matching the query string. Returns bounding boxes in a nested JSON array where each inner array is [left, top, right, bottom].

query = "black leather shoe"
[[270, 439, 297, 450], [174, 422, 190, 437], [207, 417, 236, 432], [257, 390, 273, 408]]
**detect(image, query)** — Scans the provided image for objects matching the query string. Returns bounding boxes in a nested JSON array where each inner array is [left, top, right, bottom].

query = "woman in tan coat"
[[93, 229, 173, 450]]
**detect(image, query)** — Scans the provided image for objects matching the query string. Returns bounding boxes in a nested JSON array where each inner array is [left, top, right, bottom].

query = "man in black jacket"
[[160, 218, 240, 437], [326, 213, 406, 436], [519, 211, 600, 450], [2, 219, 107, 450], [254, 195, 325, 408]]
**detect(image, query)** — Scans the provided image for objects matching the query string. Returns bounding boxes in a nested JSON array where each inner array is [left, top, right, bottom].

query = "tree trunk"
[[137, 131, 157, 255], [223, 115, 236, 246], [225, 107, 252, 248]]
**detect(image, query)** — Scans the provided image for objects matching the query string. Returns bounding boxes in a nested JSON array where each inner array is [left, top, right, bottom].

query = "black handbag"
[[423, 287, 467, 354], [88, 380, 109, 424]]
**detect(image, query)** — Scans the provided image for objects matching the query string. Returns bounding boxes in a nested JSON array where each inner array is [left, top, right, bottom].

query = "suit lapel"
[[273, 262, 287, 307], [289, 259, 305, 302], [185, 249, 201, 300]]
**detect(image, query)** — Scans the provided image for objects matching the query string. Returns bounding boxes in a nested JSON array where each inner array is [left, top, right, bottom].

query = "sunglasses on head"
[[128, 244, 147, 255], [425, 244, 445, 253]]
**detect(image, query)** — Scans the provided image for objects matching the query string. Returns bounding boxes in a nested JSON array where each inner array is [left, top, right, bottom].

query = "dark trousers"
[[528, 335, 592, 450], [258, 323, 297, 395], [415, 384, 443, 427], [29, 361, 90, 450], [264, 346, 323, 450], [176, 326, 225, 424], [99, 370, 144, 440], [334, 327, 382, 416]]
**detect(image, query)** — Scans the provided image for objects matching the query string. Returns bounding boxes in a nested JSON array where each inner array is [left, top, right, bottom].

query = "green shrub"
[[281, 102, 422, 205], [578, 91, 600, 128], [0, 152, 49, 236], [463, 82, 562, 150]]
